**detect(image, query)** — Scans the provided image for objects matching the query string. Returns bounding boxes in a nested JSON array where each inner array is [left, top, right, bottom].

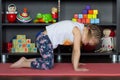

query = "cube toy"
[[22, 44, 26, 48], [77, 19, 82, 23], [90, 19, 95, 24], [31, 43, 35, 48], [88, 14, 93, 19], [12, 39, 16, 44], [85, 5, 91, 10], [94, 18, 100, 24], [26, 39, 31, 43], [86, 18, 90, 24], [11, 48, 15, 53], [17, 35, 26, 39], [81, 18, 86, 24], [83, 14, 88, 18], [28, 48, 31, 52], [74, 14, 79, 19], [11, 35, 37, 53], [78, 14, 83, 18], [24, 48, 28, 53], [92, 14, 97, 19], [26, 44, 31, 48], [93, 10, 98, 14], [17, 39, 22, 43], [19, 48, 25, 53], [72, 18, 77, 22], [21, 39, 26, 43], [31, 48, 37, 53], [71, 6, 100, 24], [82, 9, 88, 14], [88, 10, 93, 14], [18, 43, 22, 48]]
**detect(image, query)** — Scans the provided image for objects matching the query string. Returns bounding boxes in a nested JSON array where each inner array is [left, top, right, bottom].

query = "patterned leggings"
[[31, 31, 54, 70]]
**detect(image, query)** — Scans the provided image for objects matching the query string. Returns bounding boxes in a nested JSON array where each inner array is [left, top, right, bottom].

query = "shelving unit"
[[0, 0, 119, 63]]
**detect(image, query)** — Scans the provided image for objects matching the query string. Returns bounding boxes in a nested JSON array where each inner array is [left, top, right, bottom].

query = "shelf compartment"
[[2, 0, 58, 23], [60, 0, 117, 24]]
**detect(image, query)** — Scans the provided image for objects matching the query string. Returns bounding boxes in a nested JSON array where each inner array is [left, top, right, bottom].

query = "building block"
[[77, 19, 82, 23], [86, 18, 90, 24], [85, 5, 91, 10], [72, 18, 77, 22], [31, 43, 35, 48], [92, 14, 97, 18], [88, 14, 93, 18], [81, 18, 86, 24], [88, 10, 93, 14], [18, 43, 22, 48], [74, 14, 78, 19], [26, 44, 31, 48], [93, 10, 98, 14], [94, 18, 100, 24], [24, 48, 28, 53], [26, 39, 31, 43], [11, 48, 15, 53], [17, 35, 26, 39], [22, 44, 26, 48], [83, 14, 88, 18], [82, 9, 88, 14], [31, 48, 37, 53], [90, 19, 95, 24], [78, 14, 83, 18]]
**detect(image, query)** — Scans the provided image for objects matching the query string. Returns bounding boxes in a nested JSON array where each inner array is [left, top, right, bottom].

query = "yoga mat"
[[0, 63, 120, 77]]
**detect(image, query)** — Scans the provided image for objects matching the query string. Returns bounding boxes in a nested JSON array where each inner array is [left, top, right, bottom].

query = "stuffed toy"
[[95, 28, 115, 52]]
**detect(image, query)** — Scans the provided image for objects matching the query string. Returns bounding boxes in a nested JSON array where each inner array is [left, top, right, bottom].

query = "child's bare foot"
[[10, 57, 26, 68], [79, 63, 86, 66]]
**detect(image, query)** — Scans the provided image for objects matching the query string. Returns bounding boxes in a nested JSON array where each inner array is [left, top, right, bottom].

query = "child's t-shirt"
[[46, 20, 84, 49]]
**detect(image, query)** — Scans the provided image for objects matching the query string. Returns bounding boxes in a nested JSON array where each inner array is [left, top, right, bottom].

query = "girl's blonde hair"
[[85, 24, 102, 41]]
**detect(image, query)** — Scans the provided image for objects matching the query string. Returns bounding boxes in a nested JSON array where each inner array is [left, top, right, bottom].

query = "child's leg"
[[26, 58, 36, 62], [10, 33, 53, 70], [31, 33, 54, 70], [10, 57, 38, 68], [10, 57, 31, 68]]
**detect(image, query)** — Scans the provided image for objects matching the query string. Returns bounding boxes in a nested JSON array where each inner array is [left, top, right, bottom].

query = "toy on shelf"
[[34, 13, 56, 23], [17, 8, 32, 23], [95, 28, 116, 53], [72, 5, 100, 24], [6, 4, 17, 23], [51, 7, 58, 21], [11, 35, 37, 53], [4, 42, 12, 53]]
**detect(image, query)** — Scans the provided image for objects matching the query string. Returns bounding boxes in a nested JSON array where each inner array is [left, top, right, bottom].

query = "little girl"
[[10, 20, 102, 71]]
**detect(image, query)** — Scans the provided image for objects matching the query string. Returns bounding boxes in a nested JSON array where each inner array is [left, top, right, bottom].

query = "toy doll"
[[6, 4, 17, 23], [51, 7, 58, 21], [95, 28, 115, 52]]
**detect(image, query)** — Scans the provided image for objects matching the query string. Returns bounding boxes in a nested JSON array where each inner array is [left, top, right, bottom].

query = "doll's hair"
[[85, 24, 102, 41]]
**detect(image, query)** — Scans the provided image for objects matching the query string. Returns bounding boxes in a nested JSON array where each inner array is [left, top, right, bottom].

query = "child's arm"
[[72, 27, 88, 71]]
